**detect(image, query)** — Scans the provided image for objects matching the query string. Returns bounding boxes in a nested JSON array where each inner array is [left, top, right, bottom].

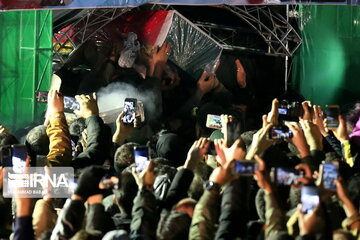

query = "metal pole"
[[284, 5, 289, 92]]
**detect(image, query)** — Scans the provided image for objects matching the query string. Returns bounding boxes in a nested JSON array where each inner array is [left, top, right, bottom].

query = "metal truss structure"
[[52, 4, 302, 68], [53, 8, 131, 66], [153, 4, 302, 57], [222, 5, 302, 57]]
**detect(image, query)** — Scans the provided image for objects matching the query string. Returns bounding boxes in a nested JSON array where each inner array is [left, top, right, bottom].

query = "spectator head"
[[69, 117, 86, 138], [0, 132, 19, 147], [152, 157, 177, 200], [347, 175, 360, 210], [157, 210, 192, 240], [174, 198, 197, 218], [156, 133, 187, 167], [113, 169, 137, 216], [25, 125, 49, 156], [188, 161, 213, 201], [240, 130, 256, 150], [346, 102, 360, 131], [114, 142, 139, 173]]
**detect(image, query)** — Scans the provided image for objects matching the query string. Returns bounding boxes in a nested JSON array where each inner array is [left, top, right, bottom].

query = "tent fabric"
[[292, 5, 360, 108]]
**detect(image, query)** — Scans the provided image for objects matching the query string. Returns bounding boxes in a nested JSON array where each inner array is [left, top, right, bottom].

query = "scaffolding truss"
[[223, 5, 302, 57], [53, 8, 131, 66], [52, 5, 302, 67]]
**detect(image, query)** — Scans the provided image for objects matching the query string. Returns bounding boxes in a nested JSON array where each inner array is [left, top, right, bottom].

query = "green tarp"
[[293, 5, 360, 109], [0, 10, 52, 132]]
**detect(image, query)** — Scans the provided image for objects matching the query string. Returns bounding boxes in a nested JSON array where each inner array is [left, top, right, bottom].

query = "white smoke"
[[96, 82, 159, 119]]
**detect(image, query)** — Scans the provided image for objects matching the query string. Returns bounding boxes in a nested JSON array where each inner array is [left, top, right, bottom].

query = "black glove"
[[74, 165, 107, 200]]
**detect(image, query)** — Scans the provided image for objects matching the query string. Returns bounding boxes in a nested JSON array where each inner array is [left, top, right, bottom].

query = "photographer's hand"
[[331, 115, 349, 143], [112, 111, 137, 145], [312, 105, 329, 137], [184, 138, 210, 171], [246, 115, 274, 160], [132, 161, 156, 191], [285, 122, 310, 158], [47, 90, 64, 117], [75, 93, 99, 119], [299, 118, 323, 151], [215, 138, 246, 166], [264, 98, 279, 127]]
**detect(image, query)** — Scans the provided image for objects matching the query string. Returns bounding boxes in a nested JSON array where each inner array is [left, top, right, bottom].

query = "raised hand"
[[235, 59, 246, 88], [285, 121, 310, 158], [184, 138, 210, 170], [47, 90, 64, 117], [75, 92, 99, 119], [312, 105, 328, 136], [214, 138, 246, 166]]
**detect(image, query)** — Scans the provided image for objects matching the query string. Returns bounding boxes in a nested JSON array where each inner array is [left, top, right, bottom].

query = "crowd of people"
[[0, 35, 360, 240]]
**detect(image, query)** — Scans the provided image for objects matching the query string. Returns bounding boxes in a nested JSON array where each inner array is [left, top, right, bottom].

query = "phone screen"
[[206, 114, 222, 130], [269, 126, 293, 140], [325, 105, 340, 129], [134, 146, 150, 173], [63, 96, 80, 112], [322, 163, 338, 190], [278, 108, 288, 115], [233, 161, 258, 176], [226, 121, 241, 147], [12, 145, 27, 173], [301, 186, 320, 214], [35, 91, 49, 103], [206, 142, 216, 155], [123, 98, 137, 124], [275, 168, 303, 185]]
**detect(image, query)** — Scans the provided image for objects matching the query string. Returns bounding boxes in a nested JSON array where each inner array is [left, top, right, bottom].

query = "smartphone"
[[11, 144, 27, 174], [301, 186, 320, 214], [0, 145, 12, 167], [320, 162, 338, 190], [269, 126, 293, 140], [206, 114, 222, 130], [233, 161, 258, 176], [325, 105, 340, 129], [35, 91, 80, 113], [63, 96, 80, 113], [206, 141, 216, 155], [271, 167, 303, 185], [123, 98, 137, 124], [134, 146, 150, 173], [226, 120, 242, 147], [35, 91, 48, 103]]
